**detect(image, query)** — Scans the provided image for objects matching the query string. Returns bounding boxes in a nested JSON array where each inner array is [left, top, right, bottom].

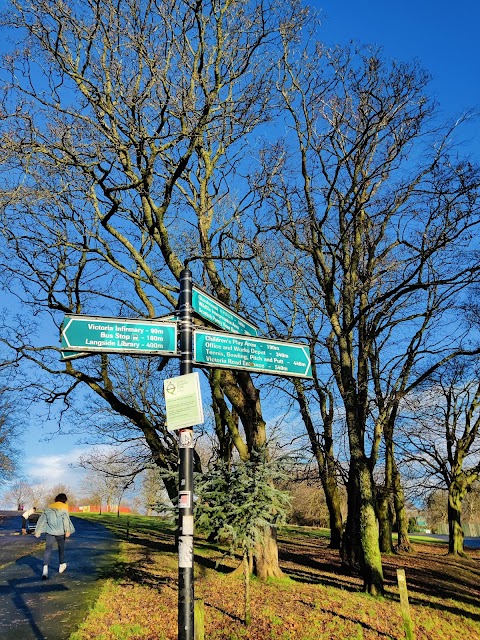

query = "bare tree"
[[399, 363, 480, 556], [292, 379, 344, 547], [65, 357, 184, 504], [2, 479, 32, 509], [0, 0, 310, 578], [0, 388, 21, 485], [254, 42, 480, 593], [236, 221, 347, 549], [28, 480, 54, 508], [48, 483, 77, 507], [140, 466, 170, 516], [78, 450, 135, 515]]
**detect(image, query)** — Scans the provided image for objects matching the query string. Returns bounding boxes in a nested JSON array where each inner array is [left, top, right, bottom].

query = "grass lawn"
[[69, 514, 480, 640]]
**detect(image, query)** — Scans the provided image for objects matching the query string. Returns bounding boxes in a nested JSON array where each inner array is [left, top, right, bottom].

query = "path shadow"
[[15, 554, 42, 573], [0, 560, 69, 640]]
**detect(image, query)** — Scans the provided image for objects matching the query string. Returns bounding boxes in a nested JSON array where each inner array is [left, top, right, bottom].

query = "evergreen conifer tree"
[[196, 453, 290, 625]]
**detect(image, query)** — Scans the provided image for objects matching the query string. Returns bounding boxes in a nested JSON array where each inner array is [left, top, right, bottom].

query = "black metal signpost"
[[178, 268, 195, 640]]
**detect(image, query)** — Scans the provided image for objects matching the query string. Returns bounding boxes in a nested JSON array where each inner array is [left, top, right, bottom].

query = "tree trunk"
[[293, 380, 343, 549], [383, 416, 411, 554], [377, 434, 394, 554], [253, 526, 284, 580], [341, 465, 363, 574], [358, 463, 384, 596], [393, 461, 411, 553], [448, 486, 466, 556], [342, 458, 384, 595], [377, 489, 394, 554], [325, 476, 343, 549]]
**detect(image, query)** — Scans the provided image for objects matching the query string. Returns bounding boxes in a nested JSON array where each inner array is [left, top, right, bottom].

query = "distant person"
[[21, 506, 37, 535], [35, 493, 75, 579]]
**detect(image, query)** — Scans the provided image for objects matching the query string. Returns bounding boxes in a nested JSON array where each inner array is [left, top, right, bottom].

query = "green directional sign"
[[192, 286, 259, 336], [61, 315, 178, 356], [193, 329, 312, 378], [60, 350, 89, 362]]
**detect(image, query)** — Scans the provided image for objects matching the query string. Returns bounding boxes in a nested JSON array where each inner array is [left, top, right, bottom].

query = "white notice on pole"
[[164, 372, 204, 431], [178, 535, 194, 568]]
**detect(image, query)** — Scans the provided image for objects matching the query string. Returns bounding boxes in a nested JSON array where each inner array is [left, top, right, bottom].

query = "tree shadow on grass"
[[204, 600, 244, 624], [193, 552, 238, 576], [278, 543, 362, 592], [383, 567, 480, 623], [410, 593, 480, 624], [114, 531, 175, 553], [282, 566, 361, 593], [299, 600, 397, 639], [279, 533, 480, 626], [381, 551, 480, 623]]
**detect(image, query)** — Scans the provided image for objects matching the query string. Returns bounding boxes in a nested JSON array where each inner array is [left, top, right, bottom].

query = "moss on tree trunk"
[[377, 490, 394, 554], [342, 458, 384, 596], [448, 487, 467, 556]]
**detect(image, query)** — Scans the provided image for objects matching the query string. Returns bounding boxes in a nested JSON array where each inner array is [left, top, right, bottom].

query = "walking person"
[[35, 493, 75, 580], [21, 505, 37, 535]]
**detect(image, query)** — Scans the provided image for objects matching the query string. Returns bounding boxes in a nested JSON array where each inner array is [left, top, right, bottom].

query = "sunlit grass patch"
[[70, 578, 177, 640], [70, 514, 480, 640], [279, 524, 331, 540]]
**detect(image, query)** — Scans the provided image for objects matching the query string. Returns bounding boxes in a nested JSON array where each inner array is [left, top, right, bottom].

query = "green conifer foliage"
[[195, 453, 291, 624]]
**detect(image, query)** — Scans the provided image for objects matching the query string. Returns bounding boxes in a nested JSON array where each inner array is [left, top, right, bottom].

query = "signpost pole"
[[178, 268, 194, 640]]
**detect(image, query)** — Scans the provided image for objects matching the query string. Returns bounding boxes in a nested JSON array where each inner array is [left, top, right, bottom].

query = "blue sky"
[[2, 0, 480, 504], [315, 0, 480, 120]]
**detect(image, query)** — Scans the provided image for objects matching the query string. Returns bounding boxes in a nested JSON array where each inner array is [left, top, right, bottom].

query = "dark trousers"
[[43, 533, 66, 566], [21, 517, 27, 530]]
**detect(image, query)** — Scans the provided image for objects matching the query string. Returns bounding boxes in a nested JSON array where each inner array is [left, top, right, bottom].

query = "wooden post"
[[194, 599, 205, 640], [244, 552, 251, 626], [396, 569, 415, 640]]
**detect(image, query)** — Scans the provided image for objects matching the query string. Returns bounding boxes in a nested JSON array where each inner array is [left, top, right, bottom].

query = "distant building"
[[415, 516, 428, 532], [76, 505, 131, 514]]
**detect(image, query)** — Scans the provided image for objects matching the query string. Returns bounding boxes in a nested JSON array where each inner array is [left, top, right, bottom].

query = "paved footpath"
[[0, 511, 119, 640]]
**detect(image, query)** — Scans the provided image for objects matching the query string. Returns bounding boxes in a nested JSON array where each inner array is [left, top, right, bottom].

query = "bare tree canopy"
[[0, 0, 310, 580], [0, 386, 21, 483], [399, 361, 480, 555], [251, 42, 480, 593], [1, 0, 480, 596]]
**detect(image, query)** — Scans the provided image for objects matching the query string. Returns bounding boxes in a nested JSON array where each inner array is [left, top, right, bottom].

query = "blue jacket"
[[35, 503, 75, 537]]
